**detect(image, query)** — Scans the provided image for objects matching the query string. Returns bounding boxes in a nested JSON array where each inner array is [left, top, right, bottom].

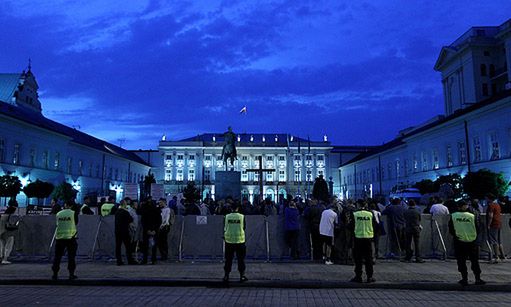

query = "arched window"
[[480, 64, 487, 76], [489, 64, 496, 77]]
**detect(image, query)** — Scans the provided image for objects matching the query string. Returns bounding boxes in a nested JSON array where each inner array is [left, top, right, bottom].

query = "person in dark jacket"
[[140, 199, 162, 264], [115, 200, 136, 265], [403, 200, 424, 263], [303, 199, 325, 261], [284, 201, 300, 259], [382, 198, 406, 259]]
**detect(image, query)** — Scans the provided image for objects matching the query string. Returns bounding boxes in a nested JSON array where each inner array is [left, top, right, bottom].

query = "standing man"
[[80, 196, 94, 215], [51, 201, 79, 280], [349, 200, 378, 283], [382, 198, 406, 259], [486, 194, 505, 263], [158, 198, 174, 261], [140, 199, 162, 265], [101, 196, 116, 216], [223, 203, 247, 283], [304, 199, 325, 261], [403, 200, 425, 263], [115, 200, 136, 265], [449, 201, 485, 286], [319, 204, 338, 265]]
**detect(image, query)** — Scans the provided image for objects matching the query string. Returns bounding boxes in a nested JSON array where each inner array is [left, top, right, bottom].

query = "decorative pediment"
[[434, 47, 457, 71]]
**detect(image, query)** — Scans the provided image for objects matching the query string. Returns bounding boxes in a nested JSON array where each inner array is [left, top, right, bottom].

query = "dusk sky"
[[1, 1, 510, 149]]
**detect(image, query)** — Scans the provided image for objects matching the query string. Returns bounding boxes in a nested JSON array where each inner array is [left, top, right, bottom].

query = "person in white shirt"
[[429, 197, 449, 216], [319, 205, 338, 265], [158, 198, 175, 261]]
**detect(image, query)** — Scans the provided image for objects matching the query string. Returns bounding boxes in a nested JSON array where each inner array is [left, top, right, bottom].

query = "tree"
[[413, 179, 436, 195], [23, 179, 55, 205], [183, 181, 200, 204], [0, 175, 22, 203], [312, 175, 329, 202], [434, 174, 463, 199], [463, 169, 510, 199], [51, 182, 77, 203]]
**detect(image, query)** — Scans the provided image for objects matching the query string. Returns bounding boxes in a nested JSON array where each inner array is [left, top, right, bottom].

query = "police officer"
[[349, 199, 378, 283], [52, 201, 79, 280], [101, 196, 116, 216], [80, 196, 94, 215], [449, 200, 485, 286], [223, 203, 248, 283]]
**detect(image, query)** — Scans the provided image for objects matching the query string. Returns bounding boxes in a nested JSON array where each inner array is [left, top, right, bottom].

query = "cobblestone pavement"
[[0, 285, 510, 306], [1, 259, 511, 285]]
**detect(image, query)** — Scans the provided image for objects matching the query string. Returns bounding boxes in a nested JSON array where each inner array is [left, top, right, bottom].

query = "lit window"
[[54, 152, 60, 169], [165, 169, 172, 181], [421, 152, 428, 171], [67, 157, 73, 174], [13, 144, 20, 164], [176, 169, 184, 181], [188, 169, 195, 181], [489, 132, 500, 160], [294, 169, 301, 182], [279, 170, 285, 181], [432, 149, 439, 169], [79, 160, 83, 175], [447, 145, 453, 167]]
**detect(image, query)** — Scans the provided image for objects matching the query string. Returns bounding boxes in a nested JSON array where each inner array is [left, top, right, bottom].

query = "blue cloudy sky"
[[1, 1, 510, 149]]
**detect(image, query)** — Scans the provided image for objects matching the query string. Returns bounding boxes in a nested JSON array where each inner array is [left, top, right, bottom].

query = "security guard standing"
[[349, 200, 378, 283], [80, 196, 94, 215], [449, 200, 485, 286], [52, 201, 79, 280], [223, 203, 248, 283], [101, 196, 116, 216]]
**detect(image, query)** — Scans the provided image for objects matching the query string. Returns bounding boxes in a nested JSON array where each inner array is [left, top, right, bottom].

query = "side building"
[[340, 19, 511, 200], [0, 68, 150, 206], [133, 134, 371, 202]]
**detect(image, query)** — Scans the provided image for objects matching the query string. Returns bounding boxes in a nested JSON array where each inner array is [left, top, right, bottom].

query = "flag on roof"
[[239, 106, 247, 114]]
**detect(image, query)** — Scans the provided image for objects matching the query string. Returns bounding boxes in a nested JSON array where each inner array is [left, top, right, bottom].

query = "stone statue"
[[222, 126, 237, 168]]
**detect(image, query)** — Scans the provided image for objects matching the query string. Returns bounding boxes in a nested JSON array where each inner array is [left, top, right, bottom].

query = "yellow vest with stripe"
[[56, 209, 77, 240], [224, 213, 245, 244], [101, 203, 115, 216], [452, 211, 477, 242], [354, 210, 374, 239]]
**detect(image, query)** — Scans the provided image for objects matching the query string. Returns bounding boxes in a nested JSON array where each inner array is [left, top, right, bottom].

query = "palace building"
[[0, 68, 150, 205], [339, 19, 511, 199]]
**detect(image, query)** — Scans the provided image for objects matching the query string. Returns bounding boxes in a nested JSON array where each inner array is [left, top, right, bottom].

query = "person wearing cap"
[[223, 203, 247, 283], [349, 199, 378, 283], [448, 200, 485, 286]]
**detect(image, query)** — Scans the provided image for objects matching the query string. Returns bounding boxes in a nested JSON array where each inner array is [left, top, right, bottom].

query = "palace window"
[[30, 148, 36, 167], [413, 154, 418, 172], [165, 169, 172, 181], [241, 170, 248, 182], [0, 139, 4, 163], [279, 170, 285, 181], [480, 64, 487, 76], [13, 144, 20, 165], [67, 157, 73, 174], [306, 169, 313, 182], [176, 169, 184, 181], [489, 132, 500, 160], [432, 149, 439, 170], [446, 145, 453, 167], [79, 160, 83, 175], [204, 169, 211, 181], [473, 136, 482, 162], [266, 172, 274, 182], [294, 169, 301, 182], [457, 142, 467, 165], [188, 169, 195, 181], [165, 154, 172, 160], [54, 152, 60, 169], [421, 152, 428, 171]]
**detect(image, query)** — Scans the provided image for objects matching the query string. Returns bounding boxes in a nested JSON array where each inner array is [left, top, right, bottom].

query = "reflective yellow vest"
[[101, 203, 115, 216], [354, 210, 374, 239], [56, 209, 77, 240], [224, 213, 245, 244], [452, 211, 477, 242]]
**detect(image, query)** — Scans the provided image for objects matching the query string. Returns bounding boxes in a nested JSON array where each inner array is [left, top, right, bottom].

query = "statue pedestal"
[[215, 171, 241, 201]]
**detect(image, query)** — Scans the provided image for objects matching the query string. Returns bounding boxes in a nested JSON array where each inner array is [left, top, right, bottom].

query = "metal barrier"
[[9, 214, 511, 261]]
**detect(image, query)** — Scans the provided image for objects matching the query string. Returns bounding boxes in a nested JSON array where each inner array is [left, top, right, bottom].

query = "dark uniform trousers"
[[353, 238, 373, 278], [115, 232, 134, 264], [224, 243, 246, 275], [157, 226, 170, 260], [405, 228, 421, 260], [52, 238, 77, 275], [454, 240, 481, 279], [142, 231, 159, 263]]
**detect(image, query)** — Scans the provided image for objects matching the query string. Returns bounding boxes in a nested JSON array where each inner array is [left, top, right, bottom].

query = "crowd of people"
[[2, 191, 510, 285]]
